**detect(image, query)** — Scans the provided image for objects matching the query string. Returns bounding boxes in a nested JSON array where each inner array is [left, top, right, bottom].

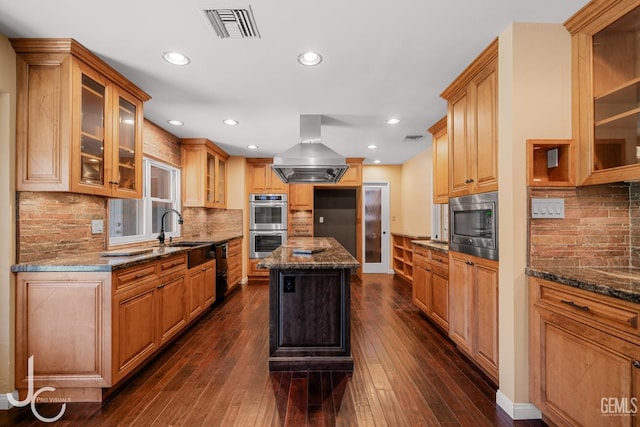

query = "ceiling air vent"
[[402, 135, 424, 142], [203, 6, 261, 39]]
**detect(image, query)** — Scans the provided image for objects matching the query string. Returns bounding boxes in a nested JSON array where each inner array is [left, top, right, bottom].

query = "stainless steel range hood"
[[271, 115, 349, 184]]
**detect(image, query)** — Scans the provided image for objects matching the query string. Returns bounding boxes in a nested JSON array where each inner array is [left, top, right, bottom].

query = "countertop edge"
[[11, 233, 243, 273], [526, 267, 640, 304]]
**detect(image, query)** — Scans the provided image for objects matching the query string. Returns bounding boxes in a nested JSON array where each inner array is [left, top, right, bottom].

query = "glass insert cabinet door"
[[79, 74, 106, 186], [591, 6, 640, 172], [116, 96, 137, 191]]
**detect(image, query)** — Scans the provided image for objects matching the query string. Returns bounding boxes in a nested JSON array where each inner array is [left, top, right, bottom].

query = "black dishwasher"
[[214, 242, 228, 303]]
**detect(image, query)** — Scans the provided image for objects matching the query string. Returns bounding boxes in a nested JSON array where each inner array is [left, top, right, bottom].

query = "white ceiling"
[[0, 0, 589, 164]]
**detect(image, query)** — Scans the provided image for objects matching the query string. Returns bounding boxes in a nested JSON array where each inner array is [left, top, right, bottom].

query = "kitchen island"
[[257, 237, 360, 371]]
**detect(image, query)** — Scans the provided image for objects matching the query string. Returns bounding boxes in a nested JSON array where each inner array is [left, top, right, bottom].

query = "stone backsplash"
[[16, 119, 243, 263], [529, 184, 632, 268]]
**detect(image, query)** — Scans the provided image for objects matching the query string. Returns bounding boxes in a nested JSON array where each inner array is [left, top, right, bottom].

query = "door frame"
[[362, 182, 390, 274]]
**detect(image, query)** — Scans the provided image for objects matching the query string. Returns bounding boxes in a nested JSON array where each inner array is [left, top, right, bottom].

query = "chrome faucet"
[[158, 208, 183, 246]]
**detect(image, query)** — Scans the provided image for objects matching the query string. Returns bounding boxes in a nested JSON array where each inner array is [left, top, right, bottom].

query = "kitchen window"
[[108, 158, 181, 245]]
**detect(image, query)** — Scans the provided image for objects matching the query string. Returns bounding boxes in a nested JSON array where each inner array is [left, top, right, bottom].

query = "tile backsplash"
[[529, 184, 633, 268]]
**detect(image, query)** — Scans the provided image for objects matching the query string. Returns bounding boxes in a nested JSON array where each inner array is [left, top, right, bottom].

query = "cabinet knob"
[[465, 260, 474, 266], [109, 180, 120, 185], [633, 360, 640, 369]]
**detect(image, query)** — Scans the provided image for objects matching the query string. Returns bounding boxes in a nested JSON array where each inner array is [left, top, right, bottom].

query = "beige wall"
[[498, 23, 572, 408], [400, 148, 432, 237], [363, 164, 403, 232], [0, 34, 16, 404]]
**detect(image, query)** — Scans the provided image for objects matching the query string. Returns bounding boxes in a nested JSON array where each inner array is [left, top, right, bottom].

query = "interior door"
[[362, 183, 389, 273]]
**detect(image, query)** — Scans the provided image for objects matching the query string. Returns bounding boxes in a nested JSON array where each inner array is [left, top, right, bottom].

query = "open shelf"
[[392, 233, 427, 284], [527, 139, 575, 187]]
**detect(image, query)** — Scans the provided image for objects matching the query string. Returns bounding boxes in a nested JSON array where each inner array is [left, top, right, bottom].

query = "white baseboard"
[[496, 390, 542, 420], [0, 390, 18, 410]]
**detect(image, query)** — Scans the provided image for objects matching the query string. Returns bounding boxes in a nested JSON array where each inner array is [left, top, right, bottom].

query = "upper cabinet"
[[181, 138, 229, 209], [289, 184, 314, 210], [334, 158, 364, 187], [566, 0, 640, 185], [429, 117, 448, 203], [246, 158, 288, 194], [12, 38, 150, 198], [441, 40, 498, 198]]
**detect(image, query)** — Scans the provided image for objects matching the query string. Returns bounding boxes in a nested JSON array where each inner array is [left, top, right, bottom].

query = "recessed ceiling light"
[[373, 160, 381, 164], [247, 145, 259, 150], [386, 118, 400, 125], [167, 119, 184, 126], [223, 119, 239, 126], [162, 51, 190, 66], [367, 144, 377, 149], [297, 51, 323, 66]]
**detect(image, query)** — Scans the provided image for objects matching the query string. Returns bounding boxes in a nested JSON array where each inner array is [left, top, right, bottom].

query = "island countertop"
[[257, 237, 360, 270]]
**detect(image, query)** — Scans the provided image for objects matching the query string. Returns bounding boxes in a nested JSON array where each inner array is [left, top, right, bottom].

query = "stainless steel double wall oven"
[[249, 194, 288, 258]]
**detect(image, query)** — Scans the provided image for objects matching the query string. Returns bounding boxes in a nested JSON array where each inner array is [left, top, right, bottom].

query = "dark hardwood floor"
[[1, 274, 544, 426]]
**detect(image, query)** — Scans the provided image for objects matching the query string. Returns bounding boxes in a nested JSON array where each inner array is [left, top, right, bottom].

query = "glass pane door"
[[80, 75, 105, 185], [116, 96, 137, 190], [362, 183, 389, 274], [207, 152, 216, 203]]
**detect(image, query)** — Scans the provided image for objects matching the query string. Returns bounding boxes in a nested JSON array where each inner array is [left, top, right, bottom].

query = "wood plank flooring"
[[1, 274, 543, 426]]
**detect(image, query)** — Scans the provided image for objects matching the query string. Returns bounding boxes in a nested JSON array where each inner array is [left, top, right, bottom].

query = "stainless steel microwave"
[[449, 191, 498, 261]]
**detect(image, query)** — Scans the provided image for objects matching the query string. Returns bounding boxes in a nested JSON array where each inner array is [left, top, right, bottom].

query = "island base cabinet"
[[15, 272, 112, 402], [269, 268, 353, 371]]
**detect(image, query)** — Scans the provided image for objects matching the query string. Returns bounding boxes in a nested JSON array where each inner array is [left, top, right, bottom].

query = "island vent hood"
[[271, 115, 349, 184]]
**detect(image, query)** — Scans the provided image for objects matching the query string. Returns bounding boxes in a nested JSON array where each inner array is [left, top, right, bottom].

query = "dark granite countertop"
[[11, 232, 243, 273], [411, 239, 449, 254], [526, 266, 640, 304], [257, 237, 360, 270]]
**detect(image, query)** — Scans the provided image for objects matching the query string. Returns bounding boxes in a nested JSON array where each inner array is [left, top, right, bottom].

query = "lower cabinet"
[[187, 259, 215, 319], [249, 258, 269, 279], [113, 279, 160, 383], [530, 276, 640, 426], [227, 237, 242, 292], [14, 251, 220, 402], [412, 244, 449, 331], [449, 251, 498, 383]]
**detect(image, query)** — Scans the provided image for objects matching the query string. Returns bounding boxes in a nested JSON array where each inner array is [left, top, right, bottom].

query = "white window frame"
[[108, 158, 181, 246]]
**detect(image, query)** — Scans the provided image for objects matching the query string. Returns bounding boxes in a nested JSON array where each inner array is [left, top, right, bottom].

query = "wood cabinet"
[[186, 259, 215, 320], [412, 244, 449, 331], [392, 234, 418, 283], [441, 40, 498, 197], [334, 158, 364, 186], [181, 138, 229, 209], [227, 237, 243, 292], [113, 253, 187, 383], [527, 139, 575, 187], [247, 158, 288, 193], [529, 276, 640, 426], [566, 0, 640, 185], [12, 38, 150, 198], [248, 258, 269, 279], [429, 117, 449, 203], [449, 251, 498, 382], [289, 184, 314, 210], [13, 252, 220, 402]]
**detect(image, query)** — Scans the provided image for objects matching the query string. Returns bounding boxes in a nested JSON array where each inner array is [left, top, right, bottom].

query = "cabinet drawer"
[[115, 264, 157, 291], [430, 252, 449, 270], [413, 252, 429, 269], [228, 238, 242, 250], [158, 255, 187, 276], [431, 263, 449, 278], [536, 279, 640, 337], [228, 265, 242, 286], [413, 245, 429, 259]]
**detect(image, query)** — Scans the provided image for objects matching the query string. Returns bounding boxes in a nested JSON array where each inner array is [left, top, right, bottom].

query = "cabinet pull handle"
[[465, 261, 474, 266], [560, 299, 590, 312], [135, 273, 149, 278], [109, 180, 120, 185], [425, 268, 431, 272], [633, 361, 640, 369]]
